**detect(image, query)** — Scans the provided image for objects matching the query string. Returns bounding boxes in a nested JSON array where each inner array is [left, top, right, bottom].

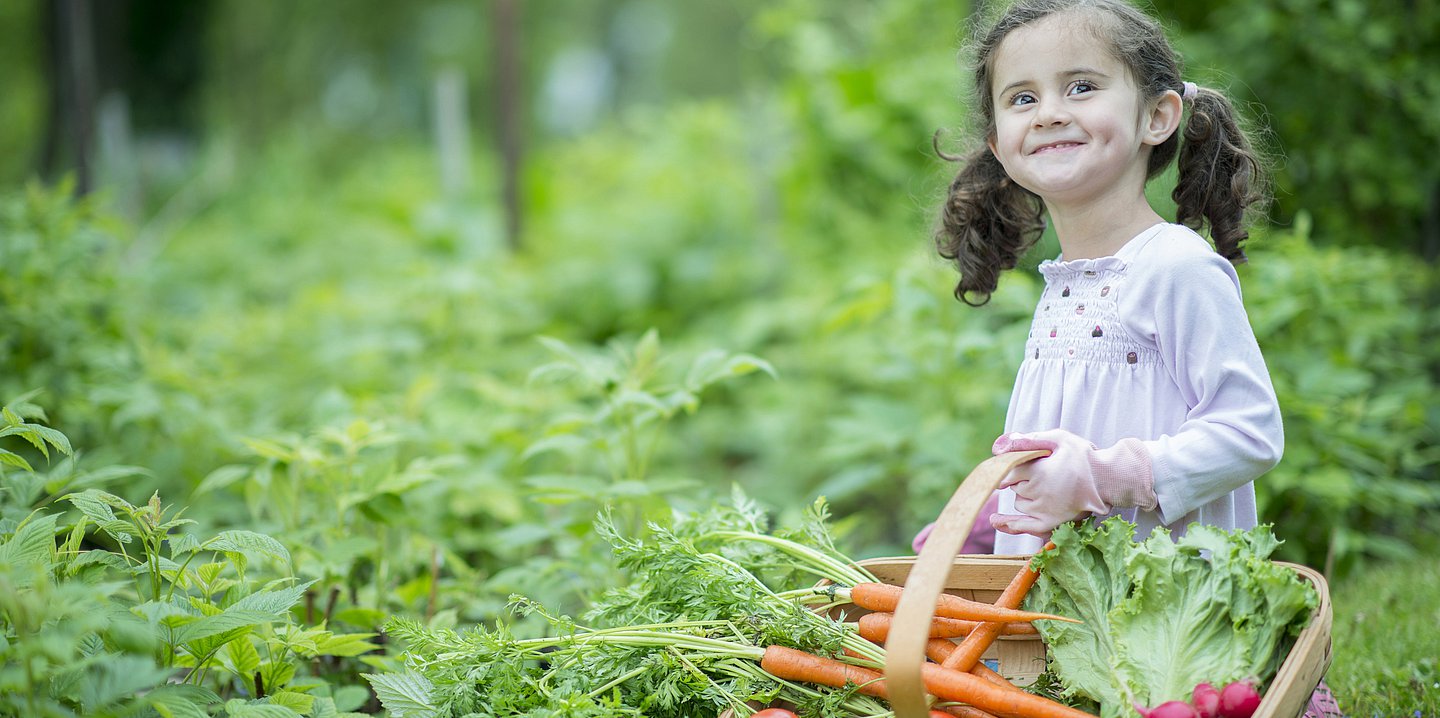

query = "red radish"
[[751, 710, 799, 718], [1192, 683, 1221, 718], [1217, 680, 1262, 718], [1134, 701, 1200, 718]]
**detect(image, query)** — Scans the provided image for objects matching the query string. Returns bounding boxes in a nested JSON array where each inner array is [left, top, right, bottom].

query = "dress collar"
[[1037, 223, 1168, 277]]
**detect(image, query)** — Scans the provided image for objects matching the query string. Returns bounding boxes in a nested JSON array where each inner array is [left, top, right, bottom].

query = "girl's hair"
[[935, 0, 1269, 306]]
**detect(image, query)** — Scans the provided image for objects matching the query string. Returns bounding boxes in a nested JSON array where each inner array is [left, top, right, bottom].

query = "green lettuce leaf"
[[1026, 518, 1318, 718]]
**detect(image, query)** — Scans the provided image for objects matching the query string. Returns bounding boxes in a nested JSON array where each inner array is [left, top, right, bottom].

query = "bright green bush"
[[1242, 216, 1440, 575], [0, 183, 139, 454], [0, 406, 375, 718]]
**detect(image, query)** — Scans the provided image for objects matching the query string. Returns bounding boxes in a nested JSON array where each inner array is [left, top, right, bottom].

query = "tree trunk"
[[41, 0, 100, 195], [492, 0, 523, 250]]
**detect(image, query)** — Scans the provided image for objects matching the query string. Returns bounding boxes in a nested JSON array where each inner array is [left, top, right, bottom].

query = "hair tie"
[[1182, 81, 1199, 102]]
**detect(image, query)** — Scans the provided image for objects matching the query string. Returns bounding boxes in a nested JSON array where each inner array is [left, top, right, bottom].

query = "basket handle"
[[883, 449, 1051, 718]]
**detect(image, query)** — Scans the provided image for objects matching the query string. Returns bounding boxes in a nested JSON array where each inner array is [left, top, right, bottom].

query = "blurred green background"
[[1, 0, 1437, 714]]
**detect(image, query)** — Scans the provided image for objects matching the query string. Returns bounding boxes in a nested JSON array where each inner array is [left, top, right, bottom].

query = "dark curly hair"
[[935, 0, 1270, 306]]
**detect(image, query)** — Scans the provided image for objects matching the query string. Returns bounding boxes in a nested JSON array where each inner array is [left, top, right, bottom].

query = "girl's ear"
[[1142, 89, 1183, 146]]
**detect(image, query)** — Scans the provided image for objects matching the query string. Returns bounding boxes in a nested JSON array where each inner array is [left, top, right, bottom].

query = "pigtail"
[[934, 141, 1045, 306], [1172, 88, 1269, 264]]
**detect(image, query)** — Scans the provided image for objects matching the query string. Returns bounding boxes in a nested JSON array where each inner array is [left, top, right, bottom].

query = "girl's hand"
[[989, 430, 1157, 536]]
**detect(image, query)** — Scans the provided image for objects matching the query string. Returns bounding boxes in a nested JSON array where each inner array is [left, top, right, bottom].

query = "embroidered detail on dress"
[[1126, 352, 1138, 364], [1083, 270, 1097, 277], [1100, 285, 1111, 297], [1074, 304, 1085, 315], [1092, 325, 1103, 337], [1034, 348, 1039, 359], [1050, 328, 1057, 338], [1062, 287, 1071, 297], [1067, 347, 1076, 357]]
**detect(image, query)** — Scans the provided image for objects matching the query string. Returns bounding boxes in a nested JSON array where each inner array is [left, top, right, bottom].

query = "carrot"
[[760, 645, 889, 699], [761, 646, 1089, 718], [847, 583, 1078, 625], [925, 637, 960, 664], [919, 663, 1095, 718], [942, 542, 1057, 672], [924, 640, 1024, 694], [858, 611, 1039, 643], [968, 662, 1015, 690], [942, 706, 1004, 718]]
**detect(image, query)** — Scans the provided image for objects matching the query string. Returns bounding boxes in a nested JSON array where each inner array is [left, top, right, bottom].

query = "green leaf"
[[145, 684, 221, 718], [169, 533, 203, 555], [264, 691, 314, 715], [195, 464, 252, 496], [0, 512, 58, 572], [331, 607, 387, 629], [228, 580, 314, 616], [363, 671, 438, 718], [205, 530, 291, 564], [309, 697, 339, 718], [223, 698, 303, 718], [66, 549, 132, 575], [226, 636, 262, 676], [63, 490, 136, 543], [75, 654, 172, 713], [0, 448, 33, 472], [28, 424, 73, 456], [171, 610, 272, 646], [314, 632, 380, 657], [331, 685, 370, 712]]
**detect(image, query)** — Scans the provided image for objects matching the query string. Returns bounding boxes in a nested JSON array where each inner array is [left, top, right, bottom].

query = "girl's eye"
[[1068, 81, 1097, 96], [1009, 92, 1036, 106]]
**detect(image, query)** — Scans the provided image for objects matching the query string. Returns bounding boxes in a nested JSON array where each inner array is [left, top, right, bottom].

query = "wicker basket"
[[874, 451, 1334, 718]]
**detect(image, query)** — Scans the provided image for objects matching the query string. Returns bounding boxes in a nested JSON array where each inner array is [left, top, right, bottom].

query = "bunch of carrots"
[[757, 542, 1097, 718]]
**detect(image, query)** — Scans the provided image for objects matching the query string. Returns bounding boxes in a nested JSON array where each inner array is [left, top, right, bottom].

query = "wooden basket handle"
[[883, 449, 1051, 718]]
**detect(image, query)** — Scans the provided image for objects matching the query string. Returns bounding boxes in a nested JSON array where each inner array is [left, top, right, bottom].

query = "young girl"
[[922, 0, 1341, 714]]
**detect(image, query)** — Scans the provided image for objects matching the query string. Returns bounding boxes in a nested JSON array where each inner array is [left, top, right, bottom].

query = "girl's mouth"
[[1031, 142, 1083, 155]]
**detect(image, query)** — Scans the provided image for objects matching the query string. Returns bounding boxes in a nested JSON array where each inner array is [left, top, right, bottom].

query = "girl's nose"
[[1033, 97, 1071, 127]]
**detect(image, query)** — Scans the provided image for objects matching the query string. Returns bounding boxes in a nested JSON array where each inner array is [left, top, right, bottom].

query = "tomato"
[[751, 710, 799, 718], [930, 711, 954, 718]]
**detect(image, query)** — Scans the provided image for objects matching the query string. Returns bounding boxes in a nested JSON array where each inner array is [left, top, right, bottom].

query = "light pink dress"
[[993, 223, 1284, 555]]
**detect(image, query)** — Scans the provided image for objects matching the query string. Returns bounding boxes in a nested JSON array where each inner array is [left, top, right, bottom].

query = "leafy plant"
[[1242, 217, 1440, 575], [0, 402, 377, 717]]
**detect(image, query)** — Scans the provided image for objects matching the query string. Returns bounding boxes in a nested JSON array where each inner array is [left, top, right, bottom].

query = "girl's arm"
[[1123, 238, 1284, 526]]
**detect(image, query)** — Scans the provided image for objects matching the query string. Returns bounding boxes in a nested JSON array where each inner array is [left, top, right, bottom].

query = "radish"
[[1217, 680, 1262, 718], [1134, 700, 1200, 718], [1192, 682, 1221, 718]]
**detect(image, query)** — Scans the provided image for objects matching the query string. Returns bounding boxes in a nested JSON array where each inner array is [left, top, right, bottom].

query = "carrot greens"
[[370, 493, 892, 717]]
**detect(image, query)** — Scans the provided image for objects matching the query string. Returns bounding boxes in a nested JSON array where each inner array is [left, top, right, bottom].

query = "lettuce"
[[1024, 517, 1318, 717]]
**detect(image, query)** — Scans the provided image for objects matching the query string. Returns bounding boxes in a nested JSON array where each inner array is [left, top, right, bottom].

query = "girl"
[[922, 0, 1342, 714]]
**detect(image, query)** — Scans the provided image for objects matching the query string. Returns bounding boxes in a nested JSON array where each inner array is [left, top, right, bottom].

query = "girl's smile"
[[1029, 140, 1085, 155]]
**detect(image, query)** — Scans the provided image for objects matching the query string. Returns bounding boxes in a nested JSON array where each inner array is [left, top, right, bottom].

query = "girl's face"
[[986, 14, 1175, 209]]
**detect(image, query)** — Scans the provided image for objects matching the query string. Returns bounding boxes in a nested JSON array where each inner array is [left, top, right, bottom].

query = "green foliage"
[[376, 495, 886, 717], [0, 404, 376, 718], [0, 184, 140, 455], [1242, 215, 1440, 574], [1157, 0, 1440, 252]]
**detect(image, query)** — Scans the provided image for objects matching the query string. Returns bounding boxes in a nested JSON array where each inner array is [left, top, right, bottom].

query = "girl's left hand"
[[989, 429, 1156, 537], [989, 430, 1110, 536]]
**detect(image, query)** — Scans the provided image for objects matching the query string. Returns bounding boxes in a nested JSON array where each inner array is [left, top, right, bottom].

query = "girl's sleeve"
[[1123, 248, 1284, 526]]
